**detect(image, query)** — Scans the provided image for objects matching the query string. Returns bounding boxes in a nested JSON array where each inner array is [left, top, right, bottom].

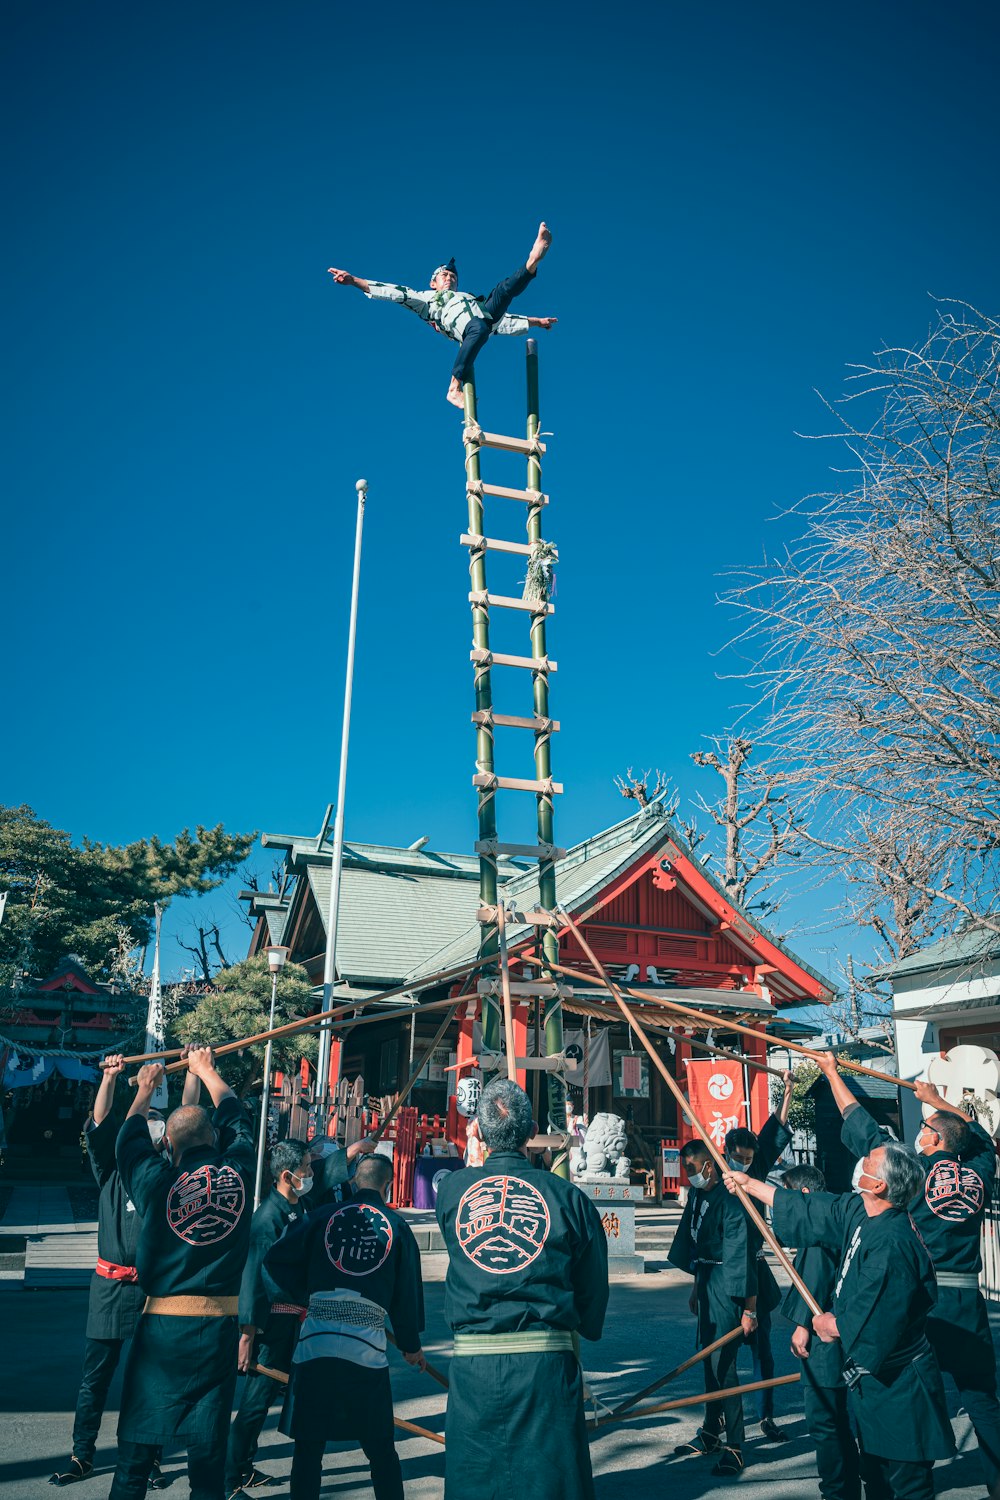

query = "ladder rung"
[[472, 711, 561, 732], [470, 649, 557, 672], [478, 482, 549, 506], [475, 839, 566, 860], [473, 774, 564, 794], [460, 532, 535, 558], [478, 980, 574, 998], [469, 591, 554, 616], [465, 429, 547, 457], [478, 904, 561, 928]]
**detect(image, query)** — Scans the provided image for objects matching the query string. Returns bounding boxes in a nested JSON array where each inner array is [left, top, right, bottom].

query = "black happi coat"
[[669, 1179, 764, 1322], [435, 1152, 609, 1500], [84, 1113, 146, 1340], [113, 1095, 255, 1446], [746, 1114, 792, 1310], [238, 1187, 304, 1370], [263, 1189, 424, 1441], [844, 1102, 999, 1383], [780, 1241, 844, 1388], [772, 1186, 955, 1461]]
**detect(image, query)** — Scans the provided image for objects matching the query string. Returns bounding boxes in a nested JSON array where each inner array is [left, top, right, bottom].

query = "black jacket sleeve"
[[217, 1095, 255, 1177], [753, 1114, 792, 1179], [115, 1115, 170, 1216], [571, 1193, 610, 1342], [239, 1203, 280, 1329], [781, 1244, 836, 1326], [387, 1222, 425, 1354], [262, 1215, 312, 1309], [771, 1185, 857, 1253], [722, 1192, 756, 1300], [841, 1103, 886, 1158], [86, 1114, 119, 1190], [964, 1120, 998, 1191]]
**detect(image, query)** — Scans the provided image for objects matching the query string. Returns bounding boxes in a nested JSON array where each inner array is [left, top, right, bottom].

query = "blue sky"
[[4, 1, 998, 984]]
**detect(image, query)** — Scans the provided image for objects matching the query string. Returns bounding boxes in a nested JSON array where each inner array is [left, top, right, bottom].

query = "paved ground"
[[0, 1189, 995, 1498]]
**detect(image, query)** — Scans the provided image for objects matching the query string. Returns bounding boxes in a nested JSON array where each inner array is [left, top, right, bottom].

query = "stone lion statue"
[[574, 1111, 631, 1181]]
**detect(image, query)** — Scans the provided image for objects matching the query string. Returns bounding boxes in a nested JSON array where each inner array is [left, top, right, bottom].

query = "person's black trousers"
[[226, 1320, 299, 1487], [72, 1337, 123, 1463], [450, 264, 535, 385], [290, 1432, 403, 1500], [858, 1449, 934, 1500], [802, 1364, 861, 1500], [109, 1439, 220, 1500], [929, 1297, 1000, 1493], [749, 1302, 777, 1420]]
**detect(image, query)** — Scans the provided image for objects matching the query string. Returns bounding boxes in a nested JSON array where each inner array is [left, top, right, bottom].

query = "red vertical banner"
[[686, 1059, 748, 1151]]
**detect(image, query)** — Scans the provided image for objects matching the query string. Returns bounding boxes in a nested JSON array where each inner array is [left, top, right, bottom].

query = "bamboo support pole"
[[549, 959, 915, 1093], [464, 374, 501, 1059], [497, 902, 518, 1082], [591, 1372, 801, 1430], [250, 1366, 444, 1444], [609, 1325, 745, 1418], [566, 996, 785, 1079], [153, 994, 464, 1080], [373, 1004, 461, 1142], [386, 1331, 450, 1391], [123, 953, 486, 1073], [555, 911, 822, 1317], [525, 340, 565, 1153]]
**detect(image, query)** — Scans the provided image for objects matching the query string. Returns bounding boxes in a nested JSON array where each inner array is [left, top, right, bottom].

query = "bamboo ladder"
[[462, 344, 569, 1150]]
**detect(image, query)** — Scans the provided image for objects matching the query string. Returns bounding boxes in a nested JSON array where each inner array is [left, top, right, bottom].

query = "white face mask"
[[851, 1159, 881, 1196], [148, 1118, 166, 1147], [292, 1173, 314, 1197], [687, 1170, 709, 1190]]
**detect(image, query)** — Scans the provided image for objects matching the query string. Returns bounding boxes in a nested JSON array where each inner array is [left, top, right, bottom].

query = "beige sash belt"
[[144, 1294, 239, 1317]]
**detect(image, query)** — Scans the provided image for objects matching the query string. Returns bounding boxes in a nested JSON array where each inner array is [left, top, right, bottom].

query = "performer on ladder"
[[328, 223, 556, 407]]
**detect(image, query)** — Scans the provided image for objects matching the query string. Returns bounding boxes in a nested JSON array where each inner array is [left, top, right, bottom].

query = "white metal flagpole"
[[145, 904, 168, 1111], [316, 478, 368, 1126]]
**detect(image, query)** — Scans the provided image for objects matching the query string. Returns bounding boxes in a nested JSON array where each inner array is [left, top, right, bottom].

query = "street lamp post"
[[254, 944, 290, 1209], [316, 477, 368, 1124]]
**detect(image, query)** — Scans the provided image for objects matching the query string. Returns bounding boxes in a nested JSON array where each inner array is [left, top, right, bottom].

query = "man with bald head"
[[108, 1045, 254, 1500]]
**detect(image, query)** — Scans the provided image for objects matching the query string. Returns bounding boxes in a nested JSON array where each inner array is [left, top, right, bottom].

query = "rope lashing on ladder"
[[463, 421, 486, 448], [522, 539, 559, 604], [466, 480, 484, 499]]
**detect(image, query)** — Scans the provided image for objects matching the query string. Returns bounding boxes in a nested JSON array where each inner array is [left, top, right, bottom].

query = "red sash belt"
[[96, 1257, 139, 1283], [271, 1301, 308, 1321]]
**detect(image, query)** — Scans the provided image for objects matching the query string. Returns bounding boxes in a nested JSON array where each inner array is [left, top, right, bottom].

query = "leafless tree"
[[176, 920, 232, 984], [613, 767, 705, 852], [690, 737, 802, 911], [724, 301, 1000, 953]]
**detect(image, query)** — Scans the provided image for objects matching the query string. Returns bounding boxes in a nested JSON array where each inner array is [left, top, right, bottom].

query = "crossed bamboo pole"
[[591, 1371, 801, 1431], [566, 994, 785, 1080], [251, 1365, 444, 1445], [121, 953, 488, 1069], [609, 1325, 745, 1419], [549, 957, 915, 1093], [555, 910, 823, 1318]]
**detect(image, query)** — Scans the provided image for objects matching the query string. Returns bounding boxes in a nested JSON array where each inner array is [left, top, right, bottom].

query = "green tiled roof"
[[404, 807, 680, 983], [877, 921, 1000, 981]]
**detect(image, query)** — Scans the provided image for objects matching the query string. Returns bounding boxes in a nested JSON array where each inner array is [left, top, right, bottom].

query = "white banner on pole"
[[0, 891, 8, 927], [145, 904, 168, 1109]]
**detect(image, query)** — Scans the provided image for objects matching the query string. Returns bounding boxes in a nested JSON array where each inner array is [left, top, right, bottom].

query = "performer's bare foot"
[[526, 222, 552, 274], [446, 378, 465, 408]]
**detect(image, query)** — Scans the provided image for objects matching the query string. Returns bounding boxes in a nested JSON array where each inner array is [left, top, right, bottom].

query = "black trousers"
[[450, 264, 535, 385], [802, 1364, 861, 1500], [928, 1297, 1000, 1492], [859, 1450, 934, 1500], [109, 1439, 220, 1500], [697, 1275, 744, 1451], [749, 1301, 776, 1420], [72, 1337, 123, 1463], [226, 1319, 298, 1486], [71, 1337, 162, 1469], [290, 1432, 402, 1500]]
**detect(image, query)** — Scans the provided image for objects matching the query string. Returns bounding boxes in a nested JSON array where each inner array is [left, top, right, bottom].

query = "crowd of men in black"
[[45, 1041, 1000, 1500]]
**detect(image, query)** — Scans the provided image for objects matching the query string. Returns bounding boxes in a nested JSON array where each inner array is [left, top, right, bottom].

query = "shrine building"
[[243, 805, 833, 1168]]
